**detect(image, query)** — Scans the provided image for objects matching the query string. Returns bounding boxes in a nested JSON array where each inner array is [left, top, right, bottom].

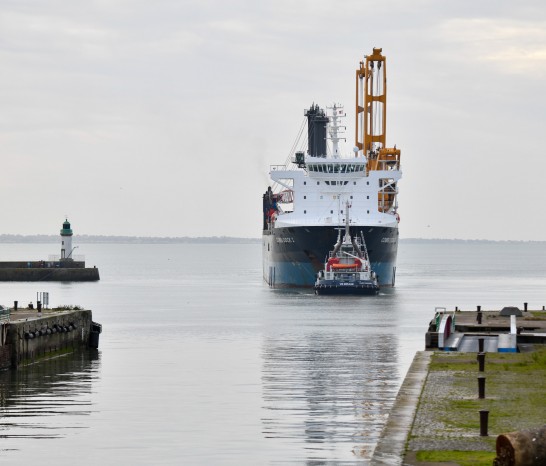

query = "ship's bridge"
[[304, 156, 367, 179]]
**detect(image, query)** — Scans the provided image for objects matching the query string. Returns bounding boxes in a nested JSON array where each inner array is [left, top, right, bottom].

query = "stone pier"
[[0, 307, 99, 370]]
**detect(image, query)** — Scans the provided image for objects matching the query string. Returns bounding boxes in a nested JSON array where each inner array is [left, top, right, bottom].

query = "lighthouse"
[[60, 219, 73, 260]]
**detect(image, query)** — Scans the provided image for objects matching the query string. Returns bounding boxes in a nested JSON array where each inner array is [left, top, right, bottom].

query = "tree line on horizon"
[[0, 235, 542, 244]]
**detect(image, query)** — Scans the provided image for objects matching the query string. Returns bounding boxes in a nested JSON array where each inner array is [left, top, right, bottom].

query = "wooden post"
[[478, 376, 486, 399], [479, 410, 489, 436], [477, 352, 485, 372]]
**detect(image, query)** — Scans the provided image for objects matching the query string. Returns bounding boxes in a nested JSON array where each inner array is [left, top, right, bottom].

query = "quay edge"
[[0, 308, 102, 370], [371, 351, 432, 465]]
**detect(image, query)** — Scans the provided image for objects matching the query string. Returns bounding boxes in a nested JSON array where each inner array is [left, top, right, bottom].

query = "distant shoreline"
[[0, 235, 544, 245], [0, 235, 261, 244], [400, 238, 546, 244]]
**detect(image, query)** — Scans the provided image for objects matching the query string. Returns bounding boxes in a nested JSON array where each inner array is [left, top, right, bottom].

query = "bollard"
[[478, 338, 484, 353], [14, 301, 18, 311], [479, 410, 489, 436], [37, 301, 42, 312], [455, 306, 459, 312], [477, 352, 485, 372], [89, 322, 102, 349], [524, 302, 528, 312], [478, 376, 486, 399]]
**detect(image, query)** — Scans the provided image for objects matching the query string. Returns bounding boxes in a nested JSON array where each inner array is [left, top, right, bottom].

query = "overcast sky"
[[1, 0, 545, 240]]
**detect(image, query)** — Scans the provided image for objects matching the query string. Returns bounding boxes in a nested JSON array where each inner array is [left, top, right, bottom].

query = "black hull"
[[263, 225, 398, 287], [315, 287, 379, 296]]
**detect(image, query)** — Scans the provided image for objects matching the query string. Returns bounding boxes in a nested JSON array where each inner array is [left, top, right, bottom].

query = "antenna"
[[326, 103, 346, 158]]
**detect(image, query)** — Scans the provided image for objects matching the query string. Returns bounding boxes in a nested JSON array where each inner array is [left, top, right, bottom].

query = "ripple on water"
[[261, 333, 400, 462]]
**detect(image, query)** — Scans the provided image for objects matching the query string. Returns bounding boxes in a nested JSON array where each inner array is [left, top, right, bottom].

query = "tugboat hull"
[[314, 281, 379, 295]]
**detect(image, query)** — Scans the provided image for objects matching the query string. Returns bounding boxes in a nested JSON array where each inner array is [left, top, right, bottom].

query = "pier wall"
[[0, 268, 99, 281], [0, 261, 86, 269], [0, 345, 11, 369], [2, 310, 93, 369]]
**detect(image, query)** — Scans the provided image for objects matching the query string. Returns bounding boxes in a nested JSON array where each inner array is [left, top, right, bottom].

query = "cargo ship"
[[262, 48, 402, 288]]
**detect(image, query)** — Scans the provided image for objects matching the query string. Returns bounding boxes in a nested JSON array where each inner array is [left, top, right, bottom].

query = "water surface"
[[0, 241, 544, 464]]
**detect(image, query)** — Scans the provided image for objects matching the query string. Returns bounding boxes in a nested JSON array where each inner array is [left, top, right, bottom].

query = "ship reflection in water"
[[262, 331, 399, 462], [0, 350, 100, 444]]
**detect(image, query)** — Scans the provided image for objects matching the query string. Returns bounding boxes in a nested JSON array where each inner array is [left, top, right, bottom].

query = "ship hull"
[[263, 225, 398, 287], [314, 281, 379, 295]]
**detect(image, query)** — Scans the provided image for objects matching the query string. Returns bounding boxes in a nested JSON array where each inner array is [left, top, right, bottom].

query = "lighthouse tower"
[[60, 219, 73, 260]]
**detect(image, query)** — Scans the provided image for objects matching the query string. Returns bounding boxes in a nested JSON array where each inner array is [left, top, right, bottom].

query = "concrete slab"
[[457, 335, 498, 353]]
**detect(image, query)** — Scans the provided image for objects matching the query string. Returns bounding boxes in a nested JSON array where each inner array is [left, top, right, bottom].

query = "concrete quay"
[[0, 307, 101, 370], [371, 308, 546, 465], [426, 307, 546, 352]]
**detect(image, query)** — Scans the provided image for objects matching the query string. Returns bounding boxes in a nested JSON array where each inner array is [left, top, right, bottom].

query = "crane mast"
[[355, 48, 401, 172]]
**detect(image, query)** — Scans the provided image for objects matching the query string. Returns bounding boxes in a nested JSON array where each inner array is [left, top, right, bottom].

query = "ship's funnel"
[[304, 104, 328, 157]]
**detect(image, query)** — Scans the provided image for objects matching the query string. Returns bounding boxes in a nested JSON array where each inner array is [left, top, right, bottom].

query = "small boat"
[[314, 202, 379, 295]]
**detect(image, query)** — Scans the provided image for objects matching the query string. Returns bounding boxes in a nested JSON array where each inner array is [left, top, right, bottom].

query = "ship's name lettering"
[[276, 237, 295, 243], [381, 237, 396, 243]]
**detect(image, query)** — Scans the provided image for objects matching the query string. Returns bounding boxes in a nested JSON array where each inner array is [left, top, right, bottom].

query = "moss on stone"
[[406, 346, 546, 464], [416, 450, 495, 465]]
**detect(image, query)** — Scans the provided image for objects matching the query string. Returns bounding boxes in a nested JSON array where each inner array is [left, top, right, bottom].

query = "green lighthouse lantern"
[[60, 219, 73, 260]]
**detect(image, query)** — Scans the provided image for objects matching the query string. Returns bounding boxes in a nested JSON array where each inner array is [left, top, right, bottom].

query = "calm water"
[[0, 241, 544, 465]]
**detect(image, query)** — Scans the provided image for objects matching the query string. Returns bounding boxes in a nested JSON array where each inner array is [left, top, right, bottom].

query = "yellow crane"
[[355, 48, 401, 212]]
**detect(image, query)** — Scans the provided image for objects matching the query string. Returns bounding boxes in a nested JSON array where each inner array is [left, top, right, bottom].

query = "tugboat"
[[314, 202, 379, 295]]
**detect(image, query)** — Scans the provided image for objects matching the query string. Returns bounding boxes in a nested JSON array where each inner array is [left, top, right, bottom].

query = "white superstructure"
[[269, 105, 401, 231]]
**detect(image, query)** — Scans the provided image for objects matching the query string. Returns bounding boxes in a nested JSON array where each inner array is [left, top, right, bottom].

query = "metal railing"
[[48, 255, 85, 262]]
